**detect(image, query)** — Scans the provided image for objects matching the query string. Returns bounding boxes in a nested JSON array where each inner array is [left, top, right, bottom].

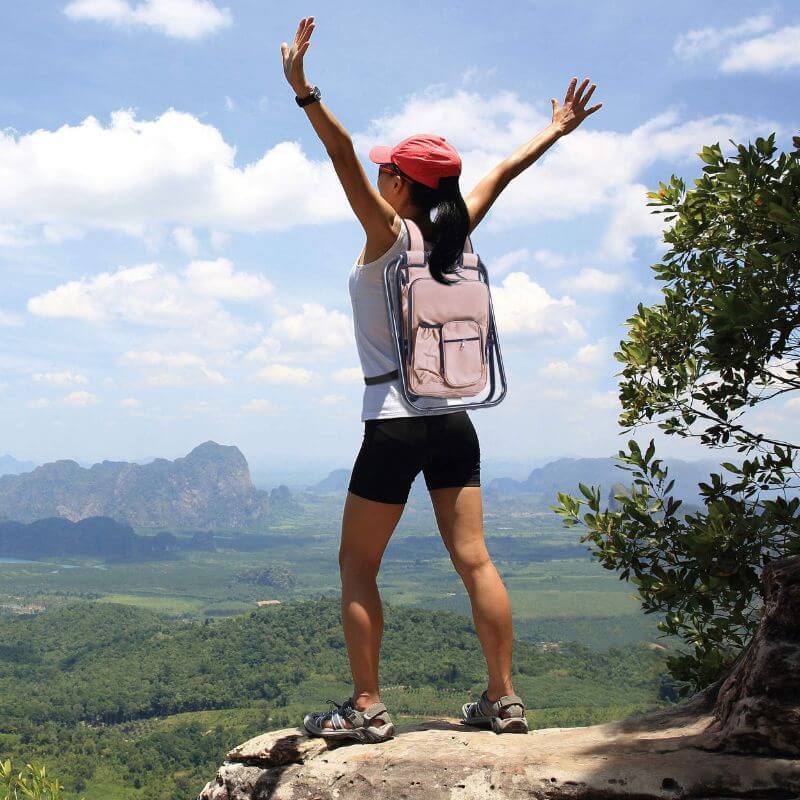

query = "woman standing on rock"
[[280, 16, 602, 742]]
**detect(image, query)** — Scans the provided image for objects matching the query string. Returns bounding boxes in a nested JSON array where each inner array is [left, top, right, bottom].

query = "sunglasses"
[[378, 163, 409, 181]]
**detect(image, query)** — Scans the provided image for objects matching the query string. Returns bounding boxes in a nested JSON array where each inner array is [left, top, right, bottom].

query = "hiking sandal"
[[303, 696, 395, 743], [461, 689, 529, 734]]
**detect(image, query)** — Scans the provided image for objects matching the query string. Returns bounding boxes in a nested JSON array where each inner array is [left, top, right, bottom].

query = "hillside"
[[0, 441, 275, 529], [0, 455, 36, 477], [486, 456, 718, 504], [0, 598, 670, 797]]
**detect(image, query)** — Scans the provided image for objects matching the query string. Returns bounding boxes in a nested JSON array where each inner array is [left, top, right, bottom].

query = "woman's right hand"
[[550, 77, 602, 137], [280, 16, 315, 94]]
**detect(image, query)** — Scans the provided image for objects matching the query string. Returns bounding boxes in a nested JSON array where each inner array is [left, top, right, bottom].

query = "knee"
[[451, 549, 492, 582], [339, 549, 380, 580]]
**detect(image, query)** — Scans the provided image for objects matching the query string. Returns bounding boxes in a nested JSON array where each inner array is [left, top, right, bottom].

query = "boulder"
[[196, 707, 798, 799]]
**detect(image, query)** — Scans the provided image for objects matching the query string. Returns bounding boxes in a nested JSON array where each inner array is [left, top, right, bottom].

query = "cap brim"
[[368, 145, 393, 164]]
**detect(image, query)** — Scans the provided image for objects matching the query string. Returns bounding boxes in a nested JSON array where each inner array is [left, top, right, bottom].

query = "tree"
[[1, 760, 77, 800], [554, 132, 800, 693]]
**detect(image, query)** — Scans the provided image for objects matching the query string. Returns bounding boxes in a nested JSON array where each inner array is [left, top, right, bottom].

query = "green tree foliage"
[[1, 760, 76, 800], [0, 600, 669, 797], [554, 133, 800, 693]]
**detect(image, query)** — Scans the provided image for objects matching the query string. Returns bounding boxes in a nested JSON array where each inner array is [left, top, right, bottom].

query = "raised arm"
[[280, 17, 397, 254], [465, 77, 603, 233]]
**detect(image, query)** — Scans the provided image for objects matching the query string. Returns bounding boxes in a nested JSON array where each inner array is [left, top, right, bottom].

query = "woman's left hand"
[[281, 16, 315, 93], [550, 77, 603, 136]]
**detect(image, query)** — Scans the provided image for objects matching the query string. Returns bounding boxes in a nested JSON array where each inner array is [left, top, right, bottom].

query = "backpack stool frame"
[[382, 250, 508, 414]]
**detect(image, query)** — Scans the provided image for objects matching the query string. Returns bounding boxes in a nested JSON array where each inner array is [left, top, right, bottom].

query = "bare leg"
[[430, 485, 515, 702], [323, 490, 403, 728]]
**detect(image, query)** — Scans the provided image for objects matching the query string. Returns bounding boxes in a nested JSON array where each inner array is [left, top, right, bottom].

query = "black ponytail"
[[409, 175, 470, 286]]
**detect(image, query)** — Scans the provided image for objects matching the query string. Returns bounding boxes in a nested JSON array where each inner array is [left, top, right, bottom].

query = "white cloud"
[[33, 370, 89, 386], [0, 310, 24, 327], [588, 391, 619, 410], [42, 223, 85, 243], [0, 92, 772, 262], [27, 260, 264, 350], [0, 224, 34, 247], [120, 349, 227, 385], [245, 303, 354, 364], [210, 230, 229, 250], [602, 182, 669, 261], [530, 249, 573, 270], [120, 349, 205, 367], [254, 364, 315, 386], [172, 226, 199, 255], [539, 341, 608, 381], [62, 389, 98, 406], [242, 398, 279, 414], [184, 258, 273, 301], [317, 393, 346, 407], [0, 109, 347, 242], [353, 87, 773, 261], [674, 14, 774, 60], [63, 0, 232, 40], [721, 25, 800, 74], [576, 342, 606, 366], [491, 272, 584, 341], [120, 397, 140, 407], [674, 15, 800, 75], [491, 248, 529, 277], [143, 368, 226, 386], [561, 267, 625, 293], [27, 397, 50, 409], [331, 367, 363, 383], [182, 400, 212, 413]]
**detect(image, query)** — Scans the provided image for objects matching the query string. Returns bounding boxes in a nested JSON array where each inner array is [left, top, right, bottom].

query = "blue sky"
[[1, 0, 798, 478]]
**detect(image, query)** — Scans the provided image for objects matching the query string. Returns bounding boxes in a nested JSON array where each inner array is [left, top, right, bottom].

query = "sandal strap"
[[479, 690, 525, 715]]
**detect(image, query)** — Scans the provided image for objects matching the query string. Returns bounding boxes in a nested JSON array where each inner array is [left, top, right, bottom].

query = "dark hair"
[[408, 175, 470, 286]]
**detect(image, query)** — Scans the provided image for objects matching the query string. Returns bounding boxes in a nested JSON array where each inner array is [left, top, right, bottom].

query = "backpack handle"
[[403, 218, 478, 268]]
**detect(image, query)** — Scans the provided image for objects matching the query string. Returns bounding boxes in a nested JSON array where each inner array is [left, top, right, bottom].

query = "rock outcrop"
[[0, 441, 276, 528], [196, 707, 798, 799], [196, 556, 800, 799]]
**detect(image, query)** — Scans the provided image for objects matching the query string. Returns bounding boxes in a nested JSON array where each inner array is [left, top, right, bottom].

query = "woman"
[[280, 16, 602, 743]]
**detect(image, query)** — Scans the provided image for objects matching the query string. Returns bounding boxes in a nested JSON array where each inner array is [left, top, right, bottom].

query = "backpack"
[[365, 216, 507, 413]]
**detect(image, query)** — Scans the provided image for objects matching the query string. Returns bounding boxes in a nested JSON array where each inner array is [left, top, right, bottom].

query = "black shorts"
[[348, 410, 481, 504]]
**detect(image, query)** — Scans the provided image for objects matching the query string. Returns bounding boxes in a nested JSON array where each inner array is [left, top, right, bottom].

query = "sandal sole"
[[461, 702, 529, 734], [303, 716, 395, 743]]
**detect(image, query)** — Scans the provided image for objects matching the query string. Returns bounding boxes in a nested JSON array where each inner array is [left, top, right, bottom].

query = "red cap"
[[369, 133, 461, 189]]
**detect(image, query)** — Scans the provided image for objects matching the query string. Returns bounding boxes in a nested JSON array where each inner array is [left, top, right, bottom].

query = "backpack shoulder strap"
[[402, 217, 427, 266], [402, 217, 478, 268]]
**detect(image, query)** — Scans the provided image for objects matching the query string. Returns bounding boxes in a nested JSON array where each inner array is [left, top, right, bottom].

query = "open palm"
[[280, 16, 315, 92], [551, 77, 602, 136]]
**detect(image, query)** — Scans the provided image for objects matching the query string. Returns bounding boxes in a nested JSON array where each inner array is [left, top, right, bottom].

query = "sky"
[[0, 0, 798, 479]]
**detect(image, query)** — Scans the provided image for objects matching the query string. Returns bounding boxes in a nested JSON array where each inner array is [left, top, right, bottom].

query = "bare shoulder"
[[359, 214, 403, 266]]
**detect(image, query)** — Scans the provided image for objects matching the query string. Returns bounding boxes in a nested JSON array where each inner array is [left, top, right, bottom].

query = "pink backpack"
[[367, 217, 507, 413]]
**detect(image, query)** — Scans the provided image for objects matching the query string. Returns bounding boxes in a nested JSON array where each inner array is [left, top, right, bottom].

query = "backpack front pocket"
[[441, 320, 483, 388], [410, 323, 444, 392]]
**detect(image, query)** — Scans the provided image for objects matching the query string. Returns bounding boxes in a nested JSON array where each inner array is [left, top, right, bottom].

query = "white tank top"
[[348, 223, 467, 421]]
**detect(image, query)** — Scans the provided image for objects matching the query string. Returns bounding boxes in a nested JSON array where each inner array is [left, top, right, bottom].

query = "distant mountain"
[[311, 468, 351, 492], [0, 441, 281, 529], [0, 516, 215, 561], [0, 455, 36, 477], [487, 456, 720, 505]]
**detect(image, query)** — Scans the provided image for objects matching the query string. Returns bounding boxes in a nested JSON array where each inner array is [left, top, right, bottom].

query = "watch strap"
[[296, 86, 321, 107]]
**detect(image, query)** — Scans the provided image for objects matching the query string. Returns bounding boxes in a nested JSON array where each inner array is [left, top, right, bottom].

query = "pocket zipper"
[[443, 335, 480, 349]]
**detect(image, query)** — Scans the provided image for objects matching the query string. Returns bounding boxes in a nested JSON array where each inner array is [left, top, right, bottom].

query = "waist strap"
[[364, 369, 399, 386]]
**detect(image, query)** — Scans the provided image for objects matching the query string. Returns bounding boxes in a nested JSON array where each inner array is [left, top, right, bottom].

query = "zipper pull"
[[460, 340, 465, 350]]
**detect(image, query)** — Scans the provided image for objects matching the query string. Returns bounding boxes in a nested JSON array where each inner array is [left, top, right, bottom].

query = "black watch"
[[295, 85, 321, 107]]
